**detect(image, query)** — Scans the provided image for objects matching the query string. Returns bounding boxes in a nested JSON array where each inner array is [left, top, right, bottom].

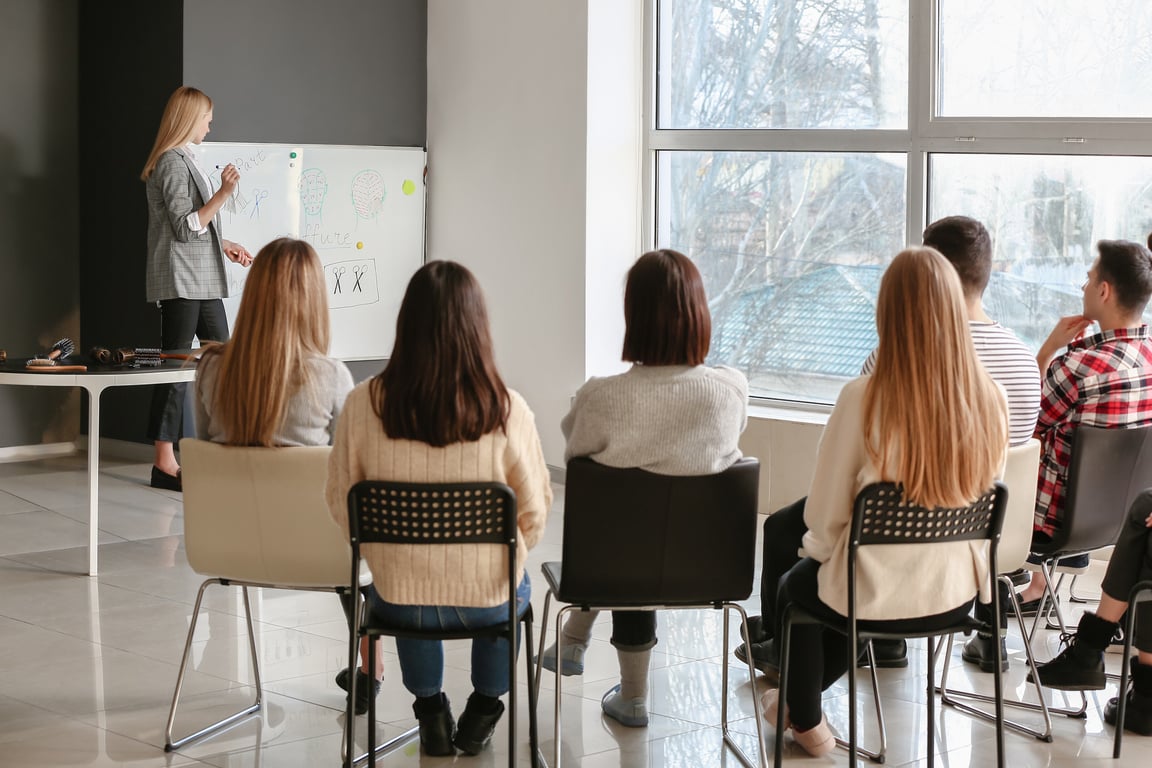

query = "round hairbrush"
[[89, 346, 113, 365]]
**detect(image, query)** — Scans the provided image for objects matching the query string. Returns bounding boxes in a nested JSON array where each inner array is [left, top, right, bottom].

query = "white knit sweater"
[[326, 383, 552, 607], [562, 364, 748, 475]]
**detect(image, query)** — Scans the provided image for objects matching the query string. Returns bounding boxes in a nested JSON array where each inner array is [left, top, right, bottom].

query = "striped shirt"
[[861, 321, 1041, 446], [1034, 325, 1152, 535]]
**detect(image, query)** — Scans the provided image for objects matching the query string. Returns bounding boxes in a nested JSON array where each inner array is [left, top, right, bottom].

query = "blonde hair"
[[140, 86, 212, 180], [864, 246, 1008, 508], [200, 239, 331, 446]]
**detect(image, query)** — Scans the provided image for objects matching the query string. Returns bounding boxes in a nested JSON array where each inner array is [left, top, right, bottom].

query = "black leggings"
[[147, 298, 229, 442], [1101, 492, 1152, 653], [758, 497, 809, 630]]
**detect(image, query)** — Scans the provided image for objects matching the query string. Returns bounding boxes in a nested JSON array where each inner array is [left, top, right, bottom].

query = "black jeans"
[[778, 556, 973, 730], [1101, 492, 1152, 653], [611, 611, 657, 651], [758, 497, 809, 631], [146, 298, 229, 442]]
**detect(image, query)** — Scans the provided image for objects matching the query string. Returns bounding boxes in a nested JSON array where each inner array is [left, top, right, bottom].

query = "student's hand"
[[1145, 509, 1152, 528], [223, 240, 253, 267], [1037, 315, 1093, 368], [219, 163, 240, 194]]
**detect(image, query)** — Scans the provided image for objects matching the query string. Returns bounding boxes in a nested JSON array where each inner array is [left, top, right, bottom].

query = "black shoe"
[[961, 633, 1008, 673], [1028, 612, 1116, 691], [335, 667, 381, 716], [150, 465, 182, 491], [453, 693, 504, 755], [861, 638, 909, 669], [1016, 596, 1053, 618], [734, 637, 780, 685], [413, 693, 456, 756], [743, 615, 769, 644], [1007, 568, 1030, 587], [1104, 691, 1152, 736]]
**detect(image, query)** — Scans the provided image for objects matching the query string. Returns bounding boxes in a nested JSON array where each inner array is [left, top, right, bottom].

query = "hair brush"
[[26, 338, 76, 368]]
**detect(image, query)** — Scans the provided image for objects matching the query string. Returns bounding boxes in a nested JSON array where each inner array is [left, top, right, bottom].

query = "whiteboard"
[[198, 142, 426, 360]]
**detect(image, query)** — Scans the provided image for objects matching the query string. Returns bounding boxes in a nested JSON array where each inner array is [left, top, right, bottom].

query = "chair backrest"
[[849, 482, 1009, 602], [557, 457, 761, 606], [1048, 424, 1152, 554], [180, 438, 350, 588], [999, 439, 1042, 572]]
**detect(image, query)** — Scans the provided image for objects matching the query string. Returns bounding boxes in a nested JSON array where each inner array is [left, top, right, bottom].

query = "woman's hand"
[[223, 240, 253, 267], [219, 163, 240, 194]]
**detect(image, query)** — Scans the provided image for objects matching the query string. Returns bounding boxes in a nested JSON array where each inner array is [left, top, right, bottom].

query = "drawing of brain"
[[351, 170, 386, 220], [299, 168, 328, 215]]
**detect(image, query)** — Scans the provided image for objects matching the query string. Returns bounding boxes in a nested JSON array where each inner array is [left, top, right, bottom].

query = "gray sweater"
[[194, 352, 354, 446], [562, 364, 748, 475]]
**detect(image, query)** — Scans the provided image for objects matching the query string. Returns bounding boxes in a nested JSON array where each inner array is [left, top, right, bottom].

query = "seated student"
[[1031, 492, 1152, 734], [1014, 238, 1152, 619], [325, 261, 552, 757], [191, 237, 365, 707], [761, 246, 1008, 756], [538, 249, 748, 728], [737, 216, 1039, 674]]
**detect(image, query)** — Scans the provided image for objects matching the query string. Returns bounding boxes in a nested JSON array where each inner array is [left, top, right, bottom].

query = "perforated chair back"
[[180, 438, 349, 587], [850, 482, 1007, 552], [997, 439, 1042, 572], [1039, 424, 1152, 556], [557, 457, 760, 606]]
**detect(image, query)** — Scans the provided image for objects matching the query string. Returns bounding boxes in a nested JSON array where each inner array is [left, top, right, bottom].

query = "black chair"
[[535, 457, 764, 768], [775, 482, 1009, 768], [344, 480, 541, 768], [1026, 425, 1152, 641], [1115, 576, 1152, 758]]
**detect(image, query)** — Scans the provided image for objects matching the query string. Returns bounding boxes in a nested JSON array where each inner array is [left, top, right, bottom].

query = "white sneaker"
[[540, 640, 586, 676]]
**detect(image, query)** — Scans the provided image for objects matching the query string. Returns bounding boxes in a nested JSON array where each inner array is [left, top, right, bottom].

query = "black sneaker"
[[961, 633, 1008, 673], [734, 637, 780, 685], [413, 692, 456, 756], [335, 667, 381, 715], [1029, 634, 1106, 690], [453, 693, 504, 755], [1104, 690, 1152, 736], [862, 639, 909, 669]]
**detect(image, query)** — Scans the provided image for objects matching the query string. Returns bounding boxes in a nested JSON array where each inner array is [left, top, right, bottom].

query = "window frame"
[[644, 0, 1152, 405]]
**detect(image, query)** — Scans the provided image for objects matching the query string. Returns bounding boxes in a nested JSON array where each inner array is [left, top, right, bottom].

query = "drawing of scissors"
[[249, 188, 269, 219], [353, 265, 367, 292], [333, 266, 345, 294]]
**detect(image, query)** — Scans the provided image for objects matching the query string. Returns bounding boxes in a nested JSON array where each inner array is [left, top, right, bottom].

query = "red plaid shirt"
[[1034, 325, 1152, 535]]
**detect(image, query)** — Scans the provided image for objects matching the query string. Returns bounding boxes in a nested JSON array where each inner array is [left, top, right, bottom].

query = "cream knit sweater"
[[326, 382, 552, 607]]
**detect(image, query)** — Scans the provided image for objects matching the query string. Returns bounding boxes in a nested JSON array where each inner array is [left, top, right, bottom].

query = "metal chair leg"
[[165, 580, 262, 752], [831, 640, 885, 762], [552, 604, 576, 768], [522, 612, 543, 768], [534, 591, 553, 698], [722, 603, 767, 768]]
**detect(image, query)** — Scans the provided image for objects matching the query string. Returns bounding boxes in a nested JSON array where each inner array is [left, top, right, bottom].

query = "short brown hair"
[[1097, 239, 1152, 313], [621, 249, 711, 366], [922, 216, 992, 300], [373, 261, 509, 447]]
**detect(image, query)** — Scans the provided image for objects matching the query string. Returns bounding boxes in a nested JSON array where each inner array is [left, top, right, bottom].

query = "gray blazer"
[[145, 147, 229, 302]]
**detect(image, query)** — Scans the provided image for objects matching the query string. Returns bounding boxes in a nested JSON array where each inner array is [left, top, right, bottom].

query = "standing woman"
[[141, 86, 252, 491], [326, 261, 552, 757]]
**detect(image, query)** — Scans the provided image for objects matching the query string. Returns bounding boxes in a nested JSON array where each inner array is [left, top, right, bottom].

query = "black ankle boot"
[[412, 692, 455, 756], [453, 692, 504, 755], [1105, 657, 1152, 736], [1031, 612, 1117, 691]]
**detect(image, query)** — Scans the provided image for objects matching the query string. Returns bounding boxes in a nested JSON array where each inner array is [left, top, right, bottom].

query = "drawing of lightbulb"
[[299, 168, 328, 226], [350, 169, 385, 224]]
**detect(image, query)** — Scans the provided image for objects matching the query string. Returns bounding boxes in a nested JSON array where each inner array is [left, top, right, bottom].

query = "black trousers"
[[146, 298, 229, 443], [1101, 492, 1152, 653], [610, 611, 657, 651], [758, 497, 809, 631], [778, 556, 973, 730]]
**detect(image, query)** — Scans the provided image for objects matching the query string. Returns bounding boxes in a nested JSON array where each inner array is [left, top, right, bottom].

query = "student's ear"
[[1100, 279, 1114, 304]]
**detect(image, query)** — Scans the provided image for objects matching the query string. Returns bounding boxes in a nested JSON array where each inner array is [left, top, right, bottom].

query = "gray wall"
[[0, 0, 80, 448]]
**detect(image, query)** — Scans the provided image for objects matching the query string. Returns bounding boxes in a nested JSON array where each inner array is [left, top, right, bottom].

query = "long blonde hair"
[[864, 246, 1008, 508], [140, 86, 212, 180], [200, 239, 331, 446]]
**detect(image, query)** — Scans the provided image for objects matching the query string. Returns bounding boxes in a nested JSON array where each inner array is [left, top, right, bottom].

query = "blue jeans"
[[366, 574, 530, 698]]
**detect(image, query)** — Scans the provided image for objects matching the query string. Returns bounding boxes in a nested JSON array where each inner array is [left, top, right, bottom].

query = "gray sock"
[[617, 648, 652, 701], [561, 610, 597, 646]]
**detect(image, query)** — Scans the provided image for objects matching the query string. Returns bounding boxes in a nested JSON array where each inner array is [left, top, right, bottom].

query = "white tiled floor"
[[1, 453, 1151, 767]]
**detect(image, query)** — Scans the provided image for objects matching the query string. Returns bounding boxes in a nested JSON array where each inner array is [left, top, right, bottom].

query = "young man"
[[1015, 240, 1152, 699], [736, 216, 1041, 676]]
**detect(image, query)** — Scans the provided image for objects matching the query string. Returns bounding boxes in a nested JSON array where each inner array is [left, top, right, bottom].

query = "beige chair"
[[164, 439, 372, 752], [939, 439, 1086, 739]]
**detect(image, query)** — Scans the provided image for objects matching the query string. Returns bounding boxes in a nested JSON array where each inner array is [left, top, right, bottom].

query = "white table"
[[0, 363, 197, 576]]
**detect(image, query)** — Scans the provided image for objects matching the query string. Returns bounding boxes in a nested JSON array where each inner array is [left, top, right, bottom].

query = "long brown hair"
[[141, 86, 212, 180], [864, 246, 1008, 507], [200, 239, 331, 446], [373, 261, 509, 446], [621, 249, 711, 366]]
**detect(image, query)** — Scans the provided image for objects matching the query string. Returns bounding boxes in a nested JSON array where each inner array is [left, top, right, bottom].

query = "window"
[[650, 0, 1152, 403]]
